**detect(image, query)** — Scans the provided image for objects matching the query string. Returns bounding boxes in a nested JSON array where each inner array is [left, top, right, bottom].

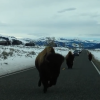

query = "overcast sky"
[[0, 0, 100, 40]]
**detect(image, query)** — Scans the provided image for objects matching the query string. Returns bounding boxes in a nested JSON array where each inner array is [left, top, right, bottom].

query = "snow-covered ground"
[[0, 45, 100, 76], [0, 45, 72, 76]]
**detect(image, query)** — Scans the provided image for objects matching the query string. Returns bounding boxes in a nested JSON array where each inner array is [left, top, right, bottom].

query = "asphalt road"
[[0, 50, 100, 100]]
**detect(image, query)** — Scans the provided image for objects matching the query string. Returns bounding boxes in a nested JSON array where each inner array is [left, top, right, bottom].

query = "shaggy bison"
[[35, 46, 64, 93], [66, 51, 74, 69], [88, 52, 92, 61], [35, 46, 55, 70]]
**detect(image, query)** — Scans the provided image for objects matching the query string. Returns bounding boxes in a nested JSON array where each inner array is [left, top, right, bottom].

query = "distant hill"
[[31, 37, 100, 49], [87, 43, 100, 49], [0, 34, 100, 49]]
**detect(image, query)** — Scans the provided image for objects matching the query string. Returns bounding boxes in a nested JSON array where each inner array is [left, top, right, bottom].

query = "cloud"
[[86, 33, 100, 36], [0, 21, 7, 27], [81, 12, 100, 18], [0, 0, 100, 40], [58, 8, 76, 13]]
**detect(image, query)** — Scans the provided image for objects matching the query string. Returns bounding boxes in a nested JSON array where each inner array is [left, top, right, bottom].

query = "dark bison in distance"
[[35, 46, 64, 93], [88, 52, 92, 61], [66, 51, 74, 69]]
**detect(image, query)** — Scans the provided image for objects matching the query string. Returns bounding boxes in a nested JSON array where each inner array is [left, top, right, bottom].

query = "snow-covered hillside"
[[0, 34, 100, 49], [0, 45, 100, 76], [0, 45, 70, 76]]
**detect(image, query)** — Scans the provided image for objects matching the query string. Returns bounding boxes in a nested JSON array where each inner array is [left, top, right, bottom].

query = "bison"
[[35, 46, 55, 70], [88, 52, 92, 61], [66, 51, 74, 69], [35, 46, 64, 93]]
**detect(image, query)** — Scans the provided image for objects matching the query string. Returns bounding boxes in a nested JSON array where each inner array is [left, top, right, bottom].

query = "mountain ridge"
[[0, 35, 100, 49]]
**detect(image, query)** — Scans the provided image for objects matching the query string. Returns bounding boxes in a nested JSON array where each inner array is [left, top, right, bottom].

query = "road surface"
[[0, 50, 100, 100]]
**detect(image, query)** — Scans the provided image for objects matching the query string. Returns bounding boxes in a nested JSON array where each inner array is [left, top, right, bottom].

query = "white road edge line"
[[87, 50, 100, 75], [91, 61, 100, 75], [0, 67, 35, 79]]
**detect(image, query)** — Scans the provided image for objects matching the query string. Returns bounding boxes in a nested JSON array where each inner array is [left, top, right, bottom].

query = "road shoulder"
[[92, 56, 100, 72]]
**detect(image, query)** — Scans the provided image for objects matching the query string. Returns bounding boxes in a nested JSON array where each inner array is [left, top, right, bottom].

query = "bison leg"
[[43, 86, 47, 93], [41, 80, 48, 93], [48, 81, 53, 87], [51, 77, 57, 85], [40, 75, 49, 93], [67, 62, 73, 69], [67, 62, 70, 69], [52, 79, 57, 85], [38, 73, 42, 87], [89, 57, 92, 61], [70, 63, 73, 69], [38, 78, 41, 87]]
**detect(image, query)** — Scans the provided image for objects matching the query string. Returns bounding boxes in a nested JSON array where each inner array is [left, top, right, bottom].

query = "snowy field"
[[0, 45, 100, 76], [0, 45, 71, 76]]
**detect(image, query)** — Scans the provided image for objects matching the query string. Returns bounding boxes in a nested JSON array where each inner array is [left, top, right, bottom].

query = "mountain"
[[87, 43, 100, 49], [0, 34, 100, 49], [0, 35, 22, 45], [0, 34, 17, 41], [31, 37, 100, 49]]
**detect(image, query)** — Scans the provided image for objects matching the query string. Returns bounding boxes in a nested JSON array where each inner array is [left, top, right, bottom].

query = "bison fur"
[[66, 51, 74, 69], [88, 52, 92, 61]]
